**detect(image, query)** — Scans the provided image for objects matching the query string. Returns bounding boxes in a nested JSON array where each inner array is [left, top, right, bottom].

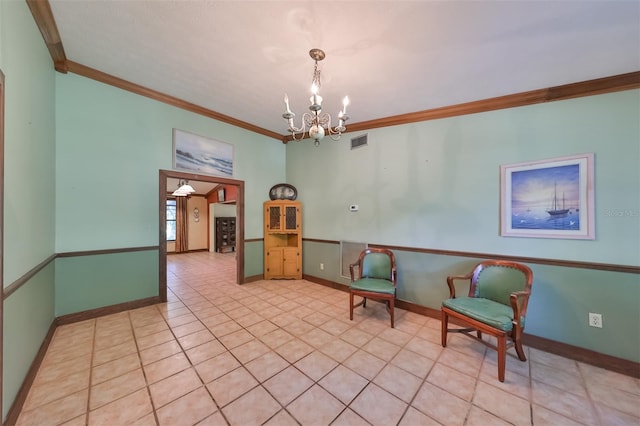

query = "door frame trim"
[[1, 67, 6, 423]]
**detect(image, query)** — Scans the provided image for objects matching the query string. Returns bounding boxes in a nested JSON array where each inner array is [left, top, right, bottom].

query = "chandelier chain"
[[312, 62, 321, 90]]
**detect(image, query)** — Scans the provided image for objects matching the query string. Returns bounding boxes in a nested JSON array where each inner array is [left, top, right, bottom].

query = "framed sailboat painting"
[[500, 153, 594, 239]]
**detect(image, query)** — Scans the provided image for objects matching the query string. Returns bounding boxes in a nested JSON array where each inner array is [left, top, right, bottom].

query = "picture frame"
[[269, 183, 298, 200], [500, 153, 595, 239], [218, 188, 225, 202], [173, 128, 233, 177]]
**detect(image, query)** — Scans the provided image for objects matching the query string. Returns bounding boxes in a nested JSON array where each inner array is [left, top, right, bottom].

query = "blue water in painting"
[[176, 151, 233, 177], [511, 208, 580, 230]]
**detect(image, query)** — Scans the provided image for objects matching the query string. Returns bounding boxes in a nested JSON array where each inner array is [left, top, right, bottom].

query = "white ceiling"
[[48, 1, 639, 138]]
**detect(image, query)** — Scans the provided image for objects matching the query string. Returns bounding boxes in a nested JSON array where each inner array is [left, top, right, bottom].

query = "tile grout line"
[[576, 360, 603, 426], [528, 347, 534, 426], [129, 308, 161, 425], [83, 319, 97, 426]]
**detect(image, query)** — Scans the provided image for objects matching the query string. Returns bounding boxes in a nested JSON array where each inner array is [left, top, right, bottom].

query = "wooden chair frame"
[[349, 248, 397, 328], [441, 260, 533, 382]]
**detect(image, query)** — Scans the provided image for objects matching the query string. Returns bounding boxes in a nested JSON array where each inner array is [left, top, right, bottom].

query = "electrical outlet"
[[588, 313, 602, 328], [320, 263, 324, 271]]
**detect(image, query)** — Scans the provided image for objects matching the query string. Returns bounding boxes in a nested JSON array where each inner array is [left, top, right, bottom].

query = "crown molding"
[[26, 0, 67, 73], [64, 61, 283, 140], [283, 71, 640, 142], [27, 1, 640, 142]]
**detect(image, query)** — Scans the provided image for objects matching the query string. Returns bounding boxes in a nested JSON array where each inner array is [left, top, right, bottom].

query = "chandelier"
[[282, 48, 350, 146]]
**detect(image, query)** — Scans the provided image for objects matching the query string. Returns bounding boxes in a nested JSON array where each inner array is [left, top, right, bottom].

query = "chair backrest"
[[358, 248, 396, 283], [470, 261, 533, 306]]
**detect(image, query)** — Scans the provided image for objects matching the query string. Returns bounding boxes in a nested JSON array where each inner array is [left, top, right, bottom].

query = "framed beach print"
[[500, 153, 594, 239], [173, 129, 234, 177]]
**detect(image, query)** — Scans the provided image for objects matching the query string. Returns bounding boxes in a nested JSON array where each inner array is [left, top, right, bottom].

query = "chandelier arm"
[[326, 122, 343, 141], [287, 121, 304, 133], [287, 122, 306, 141], [302, 112, 316, 128], [320, 114, 339, 136], [291, 131, 307, 141], [316, 112, 330, 128]]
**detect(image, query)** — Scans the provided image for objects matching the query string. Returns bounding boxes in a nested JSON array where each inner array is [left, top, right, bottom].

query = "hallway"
[[15, 251, 640, 425]]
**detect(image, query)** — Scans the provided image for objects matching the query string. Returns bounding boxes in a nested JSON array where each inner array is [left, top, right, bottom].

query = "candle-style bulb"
[[342, 96, 349, 114], [284, 93, 292, 114]]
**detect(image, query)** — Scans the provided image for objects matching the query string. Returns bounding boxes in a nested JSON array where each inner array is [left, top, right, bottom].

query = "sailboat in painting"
[[547, 182, 570, 216]]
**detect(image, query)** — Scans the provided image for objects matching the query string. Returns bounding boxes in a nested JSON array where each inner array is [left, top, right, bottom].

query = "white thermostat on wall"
[[349, 204, 359, 212]]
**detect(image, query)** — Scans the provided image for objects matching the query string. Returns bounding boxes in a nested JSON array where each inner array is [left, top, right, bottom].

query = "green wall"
[[1, 0, 56, 284], [55, 250, 159, 316], [0, 0, 57, 420], [55, 72, 286, 252], [288, 91, 640, 265], [3, 265, 55, 421], [244, 240, 264, 278], [288, 91, 640, 362]]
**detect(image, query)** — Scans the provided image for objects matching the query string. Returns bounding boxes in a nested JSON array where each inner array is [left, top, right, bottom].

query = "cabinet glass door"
[[284, 205, 299, 231], [267, 205, 281, 230]]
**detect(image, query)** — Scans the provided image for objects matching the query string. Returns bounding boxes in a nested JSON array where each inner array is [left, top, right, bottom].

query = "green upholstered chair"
[[441, 260, 533, 382], [349, 248, 397, 328]]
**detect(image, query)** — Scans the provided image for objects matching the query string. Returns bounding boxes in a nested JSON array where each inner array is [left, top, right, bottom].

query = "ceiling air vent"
[[350, 134, 368, 150]]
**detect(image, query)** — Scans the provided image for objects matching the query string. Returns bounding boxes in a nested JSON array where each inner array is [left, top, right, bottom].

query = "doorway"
[[158, 169, 245, 302]]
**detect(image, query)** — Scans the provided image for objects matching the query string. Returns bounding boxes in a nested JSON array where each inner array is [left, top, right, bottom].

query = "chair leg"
[[362, 297, 367, 308], [514, 336, 527, 361], [349, 292, 354, 321], [441, 310, 448, 347], [497, 335, 506, 382], [389, 298, 395, 328]]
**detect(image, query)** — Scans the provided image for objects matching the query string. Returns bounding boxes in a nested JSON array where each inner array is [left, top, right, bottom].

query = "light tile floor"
[[16, 251, 640, 425]]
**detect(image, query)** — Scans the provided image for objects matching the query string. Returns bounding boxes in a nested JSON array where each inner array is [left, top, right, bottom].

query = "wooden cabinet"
[[215, 217, 236, 253], [264, 201, 301, 279]]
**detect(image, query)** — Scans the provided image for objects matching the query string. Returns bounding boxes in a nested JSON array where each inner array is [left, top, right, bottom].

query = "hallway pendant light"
[[172, 180, 195, 197], [282, 48, 350, 146]]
